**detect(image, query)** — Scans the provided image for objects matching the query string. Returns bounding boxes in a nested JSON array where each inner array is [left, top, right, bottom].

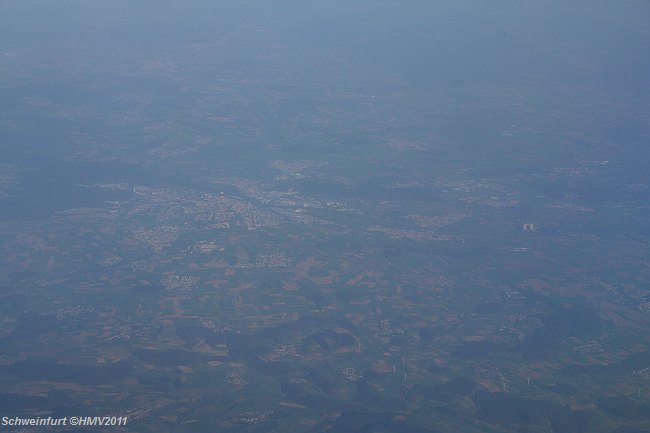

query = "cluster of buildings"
[[474, 364, 506, 379], [273, 344, 298, 357], [134, 226, 181, 252], [227, 371, 248, 386], [235, 253, 293, 269], [368, 226, 451, 241], [161, 274, 198, 292], [573, 341, 602, 354], [199, 318, 232, 334], [103, 325, 150, 343], [41, 305, 94, 321], [342, 367, 363, 383], [376, 319, 405, 337], [271, 159, 328, 181], [235, 410, 274, 425]]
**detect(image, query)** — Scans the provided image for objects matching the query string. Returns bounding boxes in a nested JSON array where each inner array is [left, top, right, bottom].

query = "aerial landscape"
[[1, 1, 649, 432]]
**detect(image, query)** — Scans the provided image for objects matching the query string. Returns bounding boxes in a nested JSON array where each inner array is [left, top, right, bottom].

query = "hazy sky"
[[1, 0, 649, 173], [2, 1, 649, 90]]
